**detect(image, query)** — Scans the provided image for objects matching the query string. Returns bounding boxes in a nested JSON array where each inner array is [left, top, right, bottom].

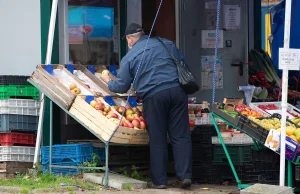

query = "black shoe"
[[180, 179, 191, 189], [151, 184, 167, 189]]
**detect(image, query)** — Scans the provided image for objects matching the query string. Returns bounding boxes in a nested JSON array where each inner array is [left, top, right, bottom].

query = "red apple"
[[126, 114, 135, 122], [140, 121, 147, 129], [104, 105, 111, 113], [110, 113, 119, 119], [132, 119, 140, 128], [123, 122, 129, 128], [126, 104, 131, 110], [139, 116, 145, 121], [127, 123, 134, 128]]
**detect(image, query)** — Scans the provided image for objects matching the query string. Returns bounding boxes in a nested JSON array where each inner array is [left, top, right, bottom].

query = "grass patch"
[[124, 184, 133, 191], [0, 173, 100, 191]]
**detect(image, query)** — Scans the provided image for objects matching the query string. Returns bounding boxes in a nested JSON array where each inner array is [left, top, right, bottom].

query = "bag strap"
[[156, 38, 179, 64]]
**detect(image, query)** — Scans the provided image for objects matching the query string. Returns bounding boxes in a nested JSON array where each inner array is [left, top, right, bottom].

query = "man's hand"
[[101, 74, 111, 84]]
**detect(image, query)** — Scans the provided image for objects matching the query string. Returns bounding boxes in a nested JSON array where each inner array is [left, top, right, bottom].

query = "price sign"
[[279, 48, 300, 70]]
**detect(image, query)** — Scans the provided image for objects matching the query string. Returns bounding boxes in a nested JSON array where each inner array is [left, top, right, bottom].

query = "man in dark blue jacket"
[[102, 23, 192, 189]]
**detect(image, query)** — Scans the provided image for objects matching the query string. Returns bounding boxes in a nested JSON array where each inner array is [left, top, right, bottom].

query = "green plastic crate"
[[213, 145, 254, 165], [0, 85, 39, 100]]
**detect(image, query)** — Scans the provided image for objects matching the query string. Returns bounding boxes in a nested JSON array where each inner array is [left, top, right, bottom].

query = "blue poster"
[[68, 6, 114, 39]]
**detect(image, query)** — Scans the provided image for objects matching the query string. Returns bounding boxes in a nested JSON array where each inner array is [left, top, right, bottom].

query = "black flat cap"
[[123, 23, 144, 39]]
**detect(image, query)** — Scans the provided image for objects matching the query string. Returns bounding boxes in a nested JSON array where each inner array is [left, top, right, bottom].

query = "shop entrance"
[[180, 0, 251, 102]]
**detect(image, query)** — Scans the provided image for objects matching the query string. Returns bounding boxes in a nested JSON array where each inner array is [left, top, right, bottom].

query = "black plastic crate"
[[296, 166, 300, 181], [191, 126, 217, 146], [0, 76, 29, 85], [192, 145, 213, 162], [192, 163, 217, 184], [251, 148, 280, 163], [237, 115, 269, 144], [213, 145, 254, 165], [213, 163, 253, 184]]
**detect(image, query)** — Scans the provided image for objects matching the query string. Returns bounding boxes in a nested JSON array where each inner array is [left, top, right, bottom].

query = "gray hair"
[[126, 31, 145, 39]]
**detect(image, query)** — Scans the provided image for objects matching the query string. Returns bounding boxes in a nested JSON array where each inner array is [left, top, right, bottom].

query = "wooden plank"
[[36, 65, 75, 98], [72, 105, 131, 140], [74, 97, 147, 135], [69, 107, 129, 144], [71, 103, 131, 140], [30, 73, 70, 109], [32, 69, 74, 106]]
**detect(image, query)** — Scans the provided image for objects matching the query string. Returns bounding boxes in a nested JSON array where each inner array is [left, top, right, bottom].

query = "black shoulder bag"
[[156, 38, 199, 94]]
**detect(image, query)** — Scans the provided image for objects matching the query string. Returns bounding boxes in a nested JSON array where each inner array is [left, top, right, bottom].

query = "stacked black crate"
[[191, 126, 217, 184]]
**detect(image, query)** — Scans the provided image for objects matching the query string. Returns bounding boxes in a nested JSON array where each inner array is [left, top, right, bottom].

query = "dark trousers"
[[143, 86, 192, 185]]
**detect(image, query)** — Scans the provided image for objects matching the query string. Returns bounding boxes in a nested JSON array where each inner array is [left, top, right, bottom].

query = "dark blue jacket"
[[108, 35, 184, 100]]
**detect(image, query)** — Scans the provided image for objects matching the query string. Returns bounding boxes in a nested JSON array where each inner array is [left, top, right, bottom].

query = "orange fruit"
[[286, 127, 295, 136], [290, 135, 298, 143]]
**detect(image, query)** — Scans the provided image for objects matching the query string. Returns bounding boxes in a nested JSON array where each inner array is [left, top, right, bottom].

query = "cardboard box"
[[265, 129, 300, 162], [223, 98, 244, 106]]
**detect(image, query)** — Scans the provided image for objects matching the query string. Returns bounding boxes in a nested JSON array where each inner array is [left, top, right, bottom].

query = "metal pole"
[[33, 0, 59, 167], [280, 0, 292, 186], [49, 100, 53, 174], [104, 143, 109, 187]]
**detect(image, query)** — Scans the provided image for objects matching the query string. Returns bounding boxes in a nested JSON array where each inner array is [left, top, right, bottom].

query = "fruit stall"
[[210, 98, 300, 189]]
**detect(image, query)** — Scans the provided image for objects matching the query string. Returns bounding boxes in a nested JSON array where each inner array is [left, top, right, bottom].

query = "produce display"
[[217, 104, 262, 118], [89, 98, 146, 130], [292, 117, 300, 126], [248, 116, 300, 142], [69, 83, 82, 95], [234, 104, 262, 118], [255, 103, 300, 118]]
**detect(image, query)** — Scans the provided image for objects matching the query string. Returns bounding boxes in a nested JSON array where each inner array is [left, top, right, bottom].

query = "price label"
[[279, 48, 300, 70]]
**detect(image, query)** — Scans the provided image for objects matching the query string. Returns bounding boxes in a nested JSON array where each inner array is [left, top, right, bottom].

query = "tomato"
[[189, 120, 195, 127]]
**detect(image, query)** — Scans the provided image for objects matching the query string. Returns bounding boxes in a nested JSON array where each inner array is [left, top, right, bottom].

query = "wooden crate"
[[68, 64, 117, 96], [69, 96, 149, 145], [28, 65, 76, 109], [0, 162, 33, 175], [94, 66, 136, 97], [40, 64, 96, 96]]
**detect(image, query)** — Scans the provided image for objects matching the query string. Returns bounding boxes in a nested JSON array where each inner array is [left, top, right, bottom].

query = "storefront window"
[[68, 0, 119, 67]]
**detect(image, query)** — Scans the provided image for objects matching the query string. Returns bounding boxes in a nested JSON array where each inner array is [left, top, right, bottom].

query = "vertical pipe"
[[175, 0, 180, 48], [104, 143, 109, 187], [288, 161, 293, 187], [280, 0, 292, 186], [49, 101, 53, 174], [34, 0, 59, 168]]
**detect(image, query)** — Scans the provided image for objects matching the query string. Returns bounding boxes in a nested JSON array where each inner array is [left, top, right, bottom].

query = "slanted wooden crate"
[[69, 96, 149, 145], [94, 65, 136, 97], [28, 65, 76, 109], [67, 64, 117, 96]]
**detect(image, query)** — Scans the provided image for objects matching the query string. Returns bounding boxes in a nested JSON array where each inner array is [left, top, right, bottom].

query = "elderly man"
[[102, 23, 192, 189]]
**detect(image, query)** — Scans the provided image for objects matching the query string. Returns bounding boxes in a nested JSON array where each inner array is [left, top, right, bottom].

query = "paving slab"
[[83, 173, 147, 190], [240, 184, 294, 194]]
